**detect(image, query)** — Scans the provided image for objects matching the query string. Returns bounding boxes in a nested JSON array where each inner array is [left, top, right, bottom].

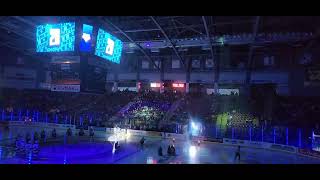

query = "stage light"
[[129, 43, 136, 48], [126, 131, 131, 139], [82, 33, 91, 42], [150, 82, 161, 88], [189, 146, 197, 158], [173, 83, 184, 88], [190, 121, 202, 136], [191, 121, 199, 131], [108, 127, 130, 142]]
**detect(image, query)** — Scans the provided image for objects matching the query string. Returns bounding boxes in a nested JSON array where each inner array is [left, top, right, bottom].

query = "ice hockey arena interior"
[[1, 16, 320, 164]]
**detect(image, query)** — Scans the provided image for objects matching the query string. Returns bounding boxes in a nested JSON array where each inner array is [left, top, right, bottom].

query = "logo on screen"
[[82, 33, 91, 42], [49, 28, 61, 46], [95, 28, 122, 63], [105, 38, 115, 55]]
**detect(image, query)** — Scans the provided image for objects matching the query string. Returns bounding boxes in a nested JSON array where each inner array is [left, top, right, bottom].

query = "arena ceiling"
[[0, 16, 319, 58]]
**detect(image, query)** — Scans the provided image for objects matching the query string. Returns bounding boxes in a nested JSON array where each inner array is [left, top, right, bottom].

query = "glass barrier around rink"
[[0, 108, 317, 150]]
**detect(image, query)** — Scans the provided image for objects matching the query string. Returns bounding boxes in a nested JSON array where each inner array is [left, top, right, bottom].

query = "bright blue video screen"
[[79, 24, 93, 52], [94, 28, 123, 64], [36, 22, 75, 52]]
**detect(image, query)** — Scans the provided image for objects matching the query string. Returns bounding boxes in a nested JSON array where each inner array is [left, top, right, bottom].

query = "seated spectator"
[[79, 128, 85, 136], [33, 132, 39, 142], [52, 129, 57, 138], [67, 128, 72, 136], [40, 130, 46, 140]]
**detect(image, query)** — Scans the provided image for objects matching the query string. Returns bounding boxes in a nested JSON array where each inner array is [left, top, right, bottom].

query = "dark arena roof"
[[0, 16, 319, 57], [1, 16, 320, 167]]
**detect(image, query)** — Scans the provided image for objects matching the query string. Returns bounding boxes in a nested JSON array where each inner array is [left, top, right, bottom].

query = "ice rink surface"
[[1, 127, 320, 164]]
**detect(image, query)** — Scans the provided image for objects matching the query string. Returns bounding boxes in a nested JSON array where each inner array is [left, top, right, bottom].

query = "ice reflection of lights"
[[112, 143, 116, 154], [64, 153, 67, 164], [189, 146, 197, 158], [28, 152, 32, 164], [147, 156, 157, 164]]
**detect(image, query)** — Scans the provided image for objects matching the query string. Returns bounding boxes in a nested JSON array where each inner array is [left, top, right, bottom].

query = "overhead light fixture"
[[178, 48, 188, 52], [129, 43, 136, 48], [126, 50, 135, 54], [201, 46, 210, 51]]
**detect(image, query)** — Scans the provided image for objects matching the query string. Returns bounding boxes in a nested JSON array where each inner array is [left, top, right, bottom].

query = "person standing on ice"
[[115, 141, 120, 150], [89, 127, 94, 142], [158, 146, 163, 156], [52, 128, 57, 138], [234, 146, 241, 162], [140, 136, 145, 149]]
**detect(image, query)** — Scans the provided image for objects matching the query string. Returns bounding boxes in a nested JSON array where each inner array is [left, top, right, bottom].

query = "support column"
[[186, 82, 190, 93], [214, 82, 219, 94], [80, 55, 89, 92], [113, 66, 119, 92], [214, 47, 220, 94], [136, 82, 141, 92], [35, 63, 43, 89], [160, 57, 165, 93], [112, 81, 118, 92], [186, 57, 191, 94], [0, 65, 3, 107], [136, 57, 141, 92]]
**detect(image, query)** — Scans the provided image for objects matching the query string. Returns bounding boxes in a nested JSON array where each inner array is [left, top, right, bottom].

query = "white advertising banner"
[[51, 56, 80, 64], [51, 84, 80, 92]]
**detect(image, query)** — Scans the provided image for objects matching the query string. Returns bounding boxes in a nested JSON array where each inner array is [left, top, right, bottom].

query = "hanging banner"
[[192, 59, 201, 68], [142, 60, 149, 69], [206, 59, 214, 68]]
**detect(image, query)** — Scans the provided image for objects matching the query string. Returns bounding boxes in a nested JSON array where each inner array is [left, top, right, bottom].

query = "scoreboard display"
[[94, 28, 123, 64], [79, 24, 93, 52], [36, 22, 123, 64], [36, 22, 75, 52]]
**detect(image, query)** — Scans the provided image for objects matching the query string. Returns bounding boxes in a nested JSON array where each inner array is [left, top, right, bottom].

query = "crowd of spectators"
[[2, 88, 320, 136], [274, 96, 320, 128], [116, 90, 182, 131], [1, 88, 136, 127]]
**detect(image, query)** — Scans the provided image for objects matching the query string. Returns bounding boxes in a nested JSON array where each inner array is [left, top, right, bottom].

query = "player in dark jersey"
[[234, 146, 241, 162]]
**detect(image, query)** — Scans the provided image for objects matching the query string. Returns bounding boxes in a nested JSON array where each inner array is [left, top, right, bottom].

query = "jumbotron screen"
[[36, 22, 75, 52], [94, 28, 123, 64], [79, 24, 93, 52]]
